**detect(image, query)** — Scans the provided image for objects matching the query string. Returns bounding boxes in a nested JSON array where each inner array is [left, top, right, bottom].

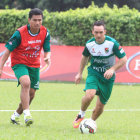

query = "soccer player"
[[73, 20, 127, 129], [0, 8, 51, 126]]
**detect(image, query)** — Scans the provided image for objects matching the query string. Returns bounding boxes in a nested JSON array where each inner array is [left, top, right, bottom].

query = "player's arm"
[[104, 42, 127, 79], [104, 56, 127, 79], [44, 52, 51, 66], [75, 55, 89, 84], [0, 48, 11, 77], [0, 31, 21, 77], [75, 46, 90, 84], [110, 56, 127, 71], [43, 30, 51, 66]]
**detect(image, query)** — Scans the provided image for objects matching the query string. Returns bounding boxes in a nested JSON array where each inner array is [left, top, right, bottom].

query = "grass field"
[[0, 81, 140, 140]]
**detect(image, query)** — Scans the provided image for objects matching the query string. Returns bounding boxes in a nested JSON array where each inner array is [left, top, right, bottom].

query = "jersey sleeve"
[[5, 31, 21, 52], [82, 46, 90, 57], [43, 30, 51, 52], [113, 41, 126, 58]]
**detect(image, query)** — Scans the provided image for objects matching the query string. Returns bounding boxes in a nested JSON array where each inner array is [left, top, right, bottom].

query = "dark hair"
[[29, 8, 43, 19], [93, 20, 106, 29]]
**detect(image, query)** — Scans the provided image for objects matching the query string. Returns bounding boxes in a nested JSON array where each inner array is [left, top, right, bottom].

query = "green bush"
[[0, 9, 29, 43], [0, 3, 140, 46], [44, 3, 140, 46]]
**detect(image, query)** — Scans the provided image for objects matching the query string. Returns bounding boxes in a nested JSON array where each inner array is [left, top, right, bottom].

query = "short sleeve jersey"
[[82, 35, 126, 82], [5, 24, 50, 53], [5, 24, 50, 68]]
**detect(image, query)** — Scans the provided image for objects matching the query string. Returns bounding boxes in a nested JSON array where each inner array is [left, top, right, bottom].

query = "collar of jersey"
[[27, 24, 40, 36]]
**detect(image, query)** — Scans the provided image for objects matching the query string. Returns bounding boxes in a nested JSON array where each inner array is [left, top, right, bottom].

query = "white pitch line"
[[0, 109, 140, 112]]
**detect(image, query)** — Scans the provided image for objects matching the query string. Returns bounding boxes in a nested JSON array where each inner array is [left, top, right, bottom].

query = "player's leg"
[[18, 75, 34, 126], [19, 75, 30, 110], [73, 89, 96, 128], [91, 96, 105, 121], [24, 66, 39, 126], [29, 88, 36, 104], [11, 75, 30, 125], [88, 96, 105, 130], [81, 89, 96, 111], [25, 88, 36, 126], [11, 88, 36, 126], [91, 79, 114, 121], [16, 88, 36, 115], [90, 79, 114, 129], [16, 103, 23, 115], [73, 74, 98, 128], [11, 65, 30, 125]]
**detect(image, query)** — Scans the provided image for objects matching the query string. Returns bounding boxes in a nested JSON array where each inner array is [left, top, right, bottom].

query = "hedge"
[[0, 3, 140, 46], [0, 9, 29, 43]]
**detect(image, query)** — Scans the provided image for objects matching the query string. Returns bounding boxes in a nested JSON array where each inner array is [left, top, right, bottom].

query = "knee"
[[85, 92, 95, 101], [21, 81, 30, 89], [19, 76, 30, 89]]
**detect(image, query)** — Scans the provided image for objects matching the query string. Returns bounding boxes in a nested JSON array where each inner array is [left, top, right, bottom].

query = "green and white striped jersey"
[[83, 35, 126, 82]]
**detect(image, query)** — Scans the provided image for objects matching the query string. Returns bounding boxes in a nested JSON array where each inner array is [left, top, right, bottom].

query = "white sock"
[[90, 118, 96, 125], [11, 111, 20, 120], [90, 118, 95, 122], [79, 110, 86, 118], [23, 109, 31, 120]]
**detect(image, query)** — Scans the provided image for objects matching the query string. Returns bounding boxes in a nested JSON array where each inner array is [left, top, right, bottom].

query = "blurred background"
[[0, 0, 140, 11], [0, 0, 140, 82]]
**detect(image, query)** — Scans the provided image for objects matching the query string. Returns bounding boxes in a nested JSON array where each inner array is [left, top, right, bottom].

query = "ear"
[[92, 29, 94, 35], [28, 18, 30, 23], [104, 29, 106, 34]]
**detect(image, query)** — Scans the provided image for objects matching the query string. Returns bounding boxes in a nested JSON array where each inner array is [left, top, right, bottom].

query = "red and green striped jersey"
[[5, 24, 50, 68]]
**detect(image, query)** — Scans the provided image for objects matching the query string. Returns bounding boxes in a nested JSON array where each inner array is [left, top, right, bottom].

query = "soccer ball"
[[79, 118, 97, 134]]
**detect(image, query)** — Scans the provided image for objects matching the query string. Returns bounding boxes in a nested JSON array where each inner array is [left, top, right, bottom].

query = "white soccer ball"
[[79, 118, 97, 134]]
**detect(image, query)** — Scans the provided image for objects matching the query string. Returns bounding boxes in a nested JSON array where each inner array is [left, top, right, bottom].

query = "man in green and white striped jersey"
[[73, 20, 127, 129]]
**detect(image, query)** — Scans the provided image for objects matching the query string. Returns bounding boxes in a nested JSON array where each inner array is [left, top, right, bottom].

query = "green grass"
[[0, 81, 140, 140]]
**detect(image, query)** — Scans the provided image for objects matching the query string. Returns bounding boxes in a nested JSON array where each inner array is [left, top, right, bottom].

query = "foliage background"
[[0, 0, 140, 11], [0, 3, 140, 46]]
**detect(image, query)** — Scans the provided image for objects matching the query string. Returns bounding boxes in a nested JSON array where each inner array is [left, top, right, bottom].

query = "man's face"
[[28, 15, 43, 30], [92, 25, 106, 43]]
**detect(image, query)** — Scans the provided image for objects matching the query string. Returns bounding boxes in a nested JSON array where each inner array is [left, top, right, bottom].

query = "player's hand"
[[104, 68, 115, 79], [75, 73, 82, 84], [44, 57, 51, 66]]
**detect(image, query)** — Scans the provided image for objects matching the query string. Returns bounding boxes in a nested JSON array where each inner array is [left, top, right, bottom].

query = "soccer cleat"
[[25, 116, 33, 126], [73, 114, 84, 128], [11, 117, 21, 125]]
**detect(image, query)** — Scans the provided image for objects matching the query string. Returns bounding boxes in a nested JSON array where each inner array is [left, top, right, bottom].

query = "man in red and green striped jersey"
[[0, 8, 51, 126]]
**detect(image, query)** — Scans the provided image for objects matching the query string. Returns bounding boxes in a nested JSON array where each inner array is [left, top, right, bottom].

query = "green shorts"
[[12, 64, 40, 90], [84, 74, 114, 104]]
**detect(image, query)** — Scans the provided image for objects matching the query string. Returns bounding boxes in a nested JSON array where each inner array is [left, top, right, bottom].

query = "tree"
[[0, 0, 15, 9], [37, 0, 92, 11], [0, 0, 139, 11], [14, 0, 38, 9], [93, 0, 140, 10]]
